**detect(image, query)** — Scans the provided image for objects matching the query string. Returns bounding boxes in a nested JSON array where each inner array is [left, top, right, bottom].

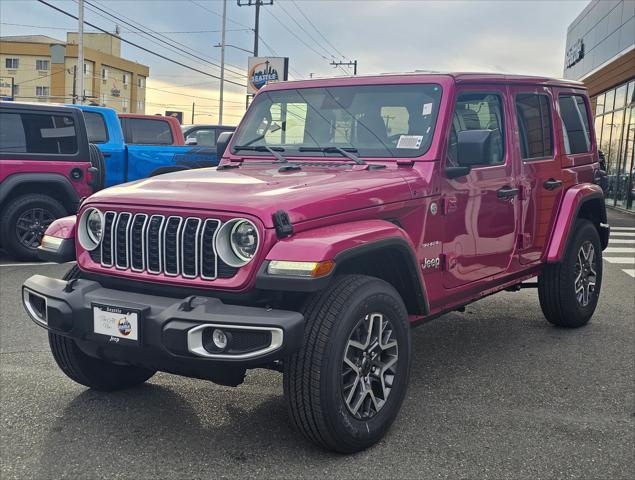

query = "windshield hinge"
[[396, 160, 415, 167]]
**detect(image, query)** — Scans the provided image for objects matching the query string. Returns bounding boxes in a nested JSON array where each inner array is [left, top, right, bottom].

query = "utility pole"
[[330, 60, 358, 75], [77, 0, 85, 104], [237, 0, 273, 58], [219, 0, 227, 125], [72, 66, 77, 104], [191, 102, 195, 124]]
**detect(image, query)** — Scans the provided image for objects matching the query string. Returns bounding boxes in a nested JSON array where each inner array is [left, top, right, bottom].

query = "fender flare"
[[545, 183, 608, 263], [256, 219, 428, 314], [0, 173, 80, 209]]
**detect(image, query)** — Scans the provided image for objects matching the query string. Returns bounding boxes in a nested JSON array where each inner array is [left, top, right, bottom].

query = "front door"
[[442, 86, 519, 289]]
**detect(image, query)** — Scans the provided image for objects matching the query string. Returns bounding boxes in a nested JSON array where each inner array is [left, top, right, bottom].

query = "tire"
[[48, 332, 156, 391], [49, 265, 156, 391], [538, 219, 603, 328], [0, 193, 67, 261], [284, 275, 411, 453], [89, 143, 105, 191]]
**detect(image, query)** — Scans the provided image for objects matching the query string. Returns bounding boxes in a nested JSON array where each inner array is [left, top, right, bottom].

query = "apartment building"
[[0, 32, 148, 113]]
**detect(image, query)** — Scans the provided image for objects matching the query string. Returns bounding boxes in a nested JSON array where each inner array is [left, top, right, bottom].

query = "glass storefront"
[[593, 78, 635, 212]]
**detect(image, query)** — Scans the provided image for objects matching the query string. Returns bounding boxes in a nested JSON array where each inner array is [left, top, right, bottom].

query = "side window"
[[558, 94, 591, 154], [516, 94, 553, 160], [0, 112, 27, 152], [83, 111, 108, 144], [0, 112, 77, 154], [448, 92, 505, 166], [186, 128, 216, 147], [124, 118, 173, 145]]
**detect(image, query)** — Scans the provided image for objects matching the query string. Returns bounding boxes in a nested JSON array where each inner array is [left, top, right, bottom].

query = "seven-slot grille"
[[94, 211, 238, 280]]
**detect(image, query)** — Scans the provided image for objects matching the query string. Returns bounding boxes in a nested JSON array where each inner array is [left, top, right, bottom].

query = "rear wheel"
[[538, 219, 603, 327], [0, 193, 66, 260], [284, 275, 411, 453]]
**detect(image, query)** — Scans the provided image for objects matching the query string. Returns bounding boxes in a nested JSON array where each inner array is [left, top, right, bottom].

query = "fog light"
[[212, 329, 228, 350]]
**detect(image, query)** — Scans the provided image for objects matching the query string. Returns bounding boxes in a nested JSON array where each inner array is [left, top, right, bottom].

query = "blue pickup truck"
[[73, 105, 220, 187]]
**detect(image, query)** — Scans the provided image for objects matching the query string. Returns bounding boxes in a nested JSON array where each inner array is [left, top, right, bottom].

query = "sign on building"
[[247, 57, 289, 95], [165, 111, 183, 124], [566, 39, 584, 69], [0, 77, 14, 100]]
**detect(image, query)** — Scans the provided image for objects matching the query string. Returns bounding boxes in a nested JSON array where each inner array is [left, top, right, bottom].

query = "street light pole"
[[77, 0, 84, 104], [219, 0, 227, 125], [237, 1, 273, 59]]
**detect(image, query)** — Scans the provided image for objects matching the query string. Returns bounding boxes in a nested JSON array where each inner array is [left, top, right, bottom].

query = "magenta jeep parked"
[[23, 73, 609, 453], [0, 102, 103, 260]]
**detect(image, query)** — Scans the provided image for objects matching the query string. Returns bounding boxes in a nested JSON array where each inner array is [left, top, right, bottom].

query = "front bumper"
[[23, 274, 304, 383]]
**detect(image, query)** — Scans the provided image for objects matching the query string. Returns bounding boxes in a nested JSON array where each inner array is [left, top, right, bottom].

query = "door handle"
[[543, 178, 563, 190], [497, 186, 519, 199], [102, 152, 112, 158]]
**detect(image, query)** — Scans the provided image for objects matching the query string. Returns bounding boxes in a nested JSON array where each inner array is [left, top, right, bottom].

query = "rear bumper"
[[22, 275, 304, 381]]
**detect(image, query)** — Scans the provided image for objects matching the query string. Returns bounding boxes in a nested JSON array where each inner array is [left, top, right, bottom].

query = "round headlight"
[[230, 220, 258, 262], [215, 218, 259, 267], [86, 209, 103, 244], [78, 207, 104, 251]]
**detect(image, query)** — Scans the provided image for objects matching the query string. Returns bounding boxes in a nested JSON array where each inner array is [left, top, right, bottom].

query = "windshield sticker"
[[422, 102, 433, 115], [397, 135, 423, 149]]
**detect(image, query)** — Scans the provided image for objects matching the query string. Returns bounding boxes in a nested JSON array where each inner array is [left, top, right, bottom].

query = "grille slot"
[[115, 213, 132, 269], [95, 211, 237, 280]]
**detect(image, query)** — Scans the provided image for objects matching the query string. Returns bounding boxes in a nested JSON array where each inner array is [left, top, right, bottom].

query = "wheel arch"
[[545, 184, 608, 263], [0, 173, 79, 213]]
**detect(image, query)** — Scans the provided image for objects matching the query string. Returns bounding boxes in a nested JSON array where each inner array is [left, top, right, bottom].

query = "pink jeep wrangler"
[[23, 73, 609, 453]]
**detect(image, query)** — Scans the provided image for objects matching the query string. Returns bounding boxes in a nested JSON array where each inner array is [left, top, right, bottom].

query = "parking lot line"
[[604, 247, 635, 254], [609, 239, 635, 244], [0, 261, 74, 268], [603, 257, 635, 264], [611, 227, 635, 231], [623, 269, 635, 278], [610, 232, 635, 237]]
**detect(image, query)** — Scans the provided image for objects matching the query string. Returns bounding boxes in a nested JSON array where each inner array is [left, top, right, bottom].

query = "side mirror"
[[185, 137, 198, 146], [216, 131, 233, 157], [457, 129, 492, 167], [445, 165, 471, 179]]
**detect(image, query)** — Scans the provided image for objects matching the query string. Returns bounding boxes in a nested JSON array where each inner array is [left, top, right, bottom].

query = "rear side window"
[[558, 94, 591, 154], [516, 94, 553, 159], [0, 112, 77, 154], [83, 111, 108, 144], [122, 118, 173, 145], [185, 128, 217, 147]]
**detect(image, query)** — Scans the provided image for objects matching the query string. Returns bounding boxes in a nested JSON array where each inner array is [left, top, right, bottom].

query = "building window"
[[516, 94, 553, 160], [36, 59, 50, 71], [101, 68, 108, 81], [12, 85, 19, 97], [122, 98, 129, 112], [83, 62, 89, 75], [558, 94, 591, 154], [5, 58, 19, 69], [36, 86, 50, 97], [137, 76, 144, 88], [123, 74, 129, 86]]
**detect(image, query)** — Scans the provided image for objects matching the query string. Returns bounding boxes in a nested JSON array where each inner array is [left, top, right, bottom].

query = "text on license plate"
[[93, 305, 139, 341]]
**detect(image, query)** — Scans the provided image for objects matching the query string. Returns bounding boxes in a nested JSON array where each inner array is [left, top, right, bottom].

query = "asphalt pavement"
[[1, 209, 634, 479]]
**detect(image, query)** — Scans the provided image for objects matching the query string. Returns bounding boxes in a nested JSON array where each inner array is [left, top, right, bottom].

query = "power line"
[[0, 22, 251, 34], [35, 0, 246, 87], [189, 0, 252, 29], [290, 0, 348, 60], [81, 0, 247, 79], [263, 8, 329, 62]]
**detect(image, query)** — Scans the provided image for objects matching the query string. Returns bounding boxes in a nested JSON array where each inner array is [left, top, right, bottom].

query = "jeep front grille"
[[93, 211, 238, 280]]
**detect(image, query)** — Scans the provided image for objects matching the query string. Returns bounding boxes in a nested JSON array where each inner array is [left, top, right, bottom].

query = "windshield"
[[232, 83, 442, 158]]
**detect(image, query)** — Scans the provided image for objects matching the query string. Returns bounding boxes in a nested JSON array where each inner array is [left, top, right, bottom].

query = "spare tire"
[[88, 143, 105, 191]]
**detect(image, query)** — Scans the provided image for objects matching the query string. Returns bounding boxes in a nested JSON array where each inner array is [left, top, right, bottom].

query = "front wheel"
[[284, 275, 411, 453], [538, 219, 603, 328]]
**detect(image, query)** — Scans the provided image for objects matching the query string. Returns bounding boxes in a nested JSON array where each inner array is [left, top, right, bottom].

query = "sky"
[[0, 0, 589, 124]]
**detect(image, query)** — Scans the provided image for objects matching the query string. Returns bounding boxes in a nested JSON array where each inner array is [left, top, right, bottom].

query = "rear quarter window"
[[122, 118, 173, 145], [83, 111, 108, 144], [0, 112, 78, 155], [558, 94, 592, 154]]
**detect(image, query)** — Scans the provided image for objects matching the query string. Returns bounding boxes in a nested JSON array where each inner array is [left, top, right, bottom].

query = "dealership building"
[[564, 0, 635, 211], [0, 32, 148, 113]]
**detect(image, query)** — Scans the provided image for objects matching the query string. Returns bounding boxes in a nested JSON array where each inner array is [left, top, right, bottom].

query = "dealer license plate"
[[93, 304, 139, 344]]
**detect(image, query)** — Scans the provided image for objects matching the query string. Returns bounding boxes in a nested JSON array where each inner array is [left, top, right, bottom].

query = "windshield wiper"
[[298, 146, 365, 165], [233, 145, 288, 163]]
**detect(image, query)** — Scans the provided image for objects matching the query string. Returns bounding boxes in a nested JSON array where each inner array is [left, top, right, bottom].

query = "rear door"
[[441, 86, 519, 288], [122, 117, 180, 180], [82, 109, 126, 187], [510, 86, 562, 264]]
